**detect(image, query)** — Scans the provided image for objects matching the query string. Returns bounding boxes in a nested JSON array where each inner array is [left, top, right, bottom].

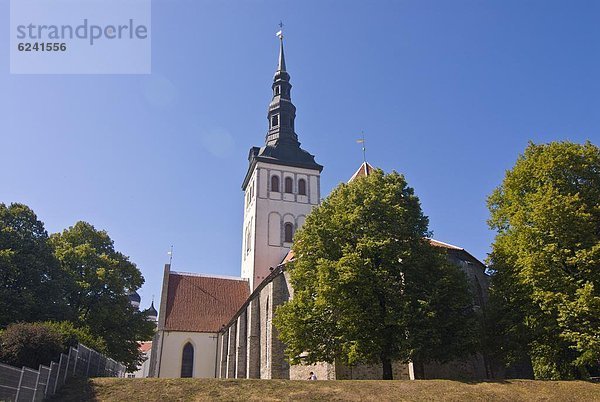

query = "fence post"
[[54, 354, 64, 394], [72, 346, 79, 377], [14, 367, 25, 401], [32, 365, 42, 402], [46, 362, 55, 397], [86, 346, 92, 377], [64, 348, 72, 384]]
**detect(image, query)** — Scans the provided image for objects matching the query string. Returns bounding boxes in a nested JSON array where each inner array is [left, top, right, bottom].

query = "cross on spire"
[[276, 22, 286, 72]]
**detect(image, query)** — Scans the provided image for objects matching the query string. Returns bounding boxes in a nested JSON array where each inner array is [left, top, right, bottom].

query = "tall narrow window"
[[246, 226, 251, 253], [284, 223, 294, 243], [274, 86, 280, 96], [284, 177, 293, 193], [271, 175, 280, 192], [265, 298, 270, 365], [181, 342, 194, 378], [271, 114, 279, 128], [298, 179, 306, 196]]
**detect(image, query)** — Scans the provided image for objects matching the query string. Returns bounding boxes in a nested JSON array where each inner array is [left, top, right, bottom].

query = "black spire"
[[242, 32, 322, 189], [266, 33, 297, 146], [277, 34, 287, 73]]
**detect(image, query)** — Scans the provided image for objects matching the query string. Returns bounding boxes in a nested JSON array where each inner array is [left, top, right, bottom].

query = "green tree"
[[274, 170, 479, 379], [49, 222, 154, 371], [45, 321, 107, 354], [486, 141, 600, 379], [0, 203, 68, 327], [0, 322, 65, 369], [0, 321, 107, 369]]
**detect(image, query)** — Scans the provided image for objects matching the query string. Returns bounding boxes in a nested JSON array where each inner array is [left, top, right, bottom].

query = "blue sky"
[[1, 0, 599, 309]]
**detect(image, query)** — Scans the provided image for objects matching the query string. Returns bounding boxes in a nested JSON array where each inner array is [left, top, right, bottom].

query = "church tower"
[[241, 33, 323, 289]]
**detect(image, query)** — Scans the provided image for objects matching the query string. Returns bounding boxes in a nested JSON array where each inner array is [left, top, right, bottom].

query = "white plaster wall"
[[157, 331, 218, 378], [268, 212, 281, 246], [133, 350, 151, 378], [241, 169, 258, 282], [245, 161, 320, 288]]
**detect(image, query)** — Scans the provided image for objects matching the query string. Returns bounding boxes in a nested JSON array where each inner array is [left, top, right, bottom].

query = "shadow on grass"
[[443, 378, 512, 385], [49, 377, 98, 402], [444, 378, 600, 384]]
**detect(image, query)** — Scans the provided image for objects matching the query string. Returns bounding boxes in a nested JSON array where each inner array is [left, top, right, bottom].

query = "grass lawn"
[[52, 378, 600, 401]]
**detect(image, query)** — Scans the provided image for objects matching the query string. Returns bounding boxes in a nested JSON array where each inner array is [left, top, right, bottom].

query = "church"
[[148, 33, 491, 380]]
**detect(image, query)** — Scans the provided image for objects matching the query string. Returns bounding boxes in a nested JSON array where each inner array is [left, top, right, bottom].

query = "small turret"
[[145, 301, 158, 323]]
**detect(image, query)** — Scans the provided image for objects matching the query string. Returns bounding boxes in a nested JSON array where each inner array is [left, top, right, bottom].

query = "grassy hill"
[[53, 378, 600, 401]]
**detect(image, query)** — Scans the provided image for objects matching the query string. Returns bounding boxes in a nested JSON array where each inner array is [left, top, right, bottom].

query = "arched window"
[[181, 342, 194, 378], [284, 222, 294, 243], [298, 179, 306, 196], [271, 175, 280, 192], [284, 177, 293, 193]]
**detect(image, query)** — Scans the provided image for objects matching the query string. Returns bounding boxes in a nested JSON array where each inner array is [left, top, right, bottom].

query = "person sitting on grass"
[[308, 371, 317, 380]]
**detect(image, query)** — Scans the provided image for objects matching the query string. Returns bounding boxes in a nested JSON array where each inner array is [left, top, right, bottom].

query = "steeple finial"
[[357, 132, 367, 165], [276, 22, 286, 72]]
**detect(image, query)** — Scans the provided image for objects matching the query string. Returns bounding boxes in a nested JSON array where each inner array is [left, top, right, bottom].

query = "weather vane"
[[357, 131, 367, 164], [168, 245, 173, 266], [276, 21, 284, 39]]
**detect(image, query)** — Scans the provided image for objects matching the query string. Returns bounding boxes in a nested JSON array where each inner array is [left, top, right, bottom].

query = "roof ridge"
[[428, 238, 464, 250], [170, 271, 248, 282]]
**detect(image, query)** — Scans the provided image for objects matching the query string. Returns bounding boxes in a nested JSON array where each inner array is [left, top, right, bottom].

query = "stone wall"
[[217, 250, 494, 381], [446, 249, 490, 310], [218, 267, 291, 379], [247, 299, 261, 378], [419, 354, 488, 380], [336, 361, 410, 380], [269, 272, 290, 379], [290, 362, 336, 380], [235, 312, 247, 378], [259, 282, 271, 378]]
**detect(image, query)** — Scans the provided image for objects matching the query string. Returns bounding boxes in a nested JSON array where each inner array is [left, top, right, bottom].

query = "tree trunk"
[[382, 356, 393, 380]]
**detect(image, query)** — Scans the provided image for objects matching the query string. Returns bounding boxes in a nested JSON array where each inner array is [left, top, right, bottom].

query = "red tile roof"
[[164, 272, 249, 333], [348, 162, 376, 182], [139, 341, 152, 353]]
